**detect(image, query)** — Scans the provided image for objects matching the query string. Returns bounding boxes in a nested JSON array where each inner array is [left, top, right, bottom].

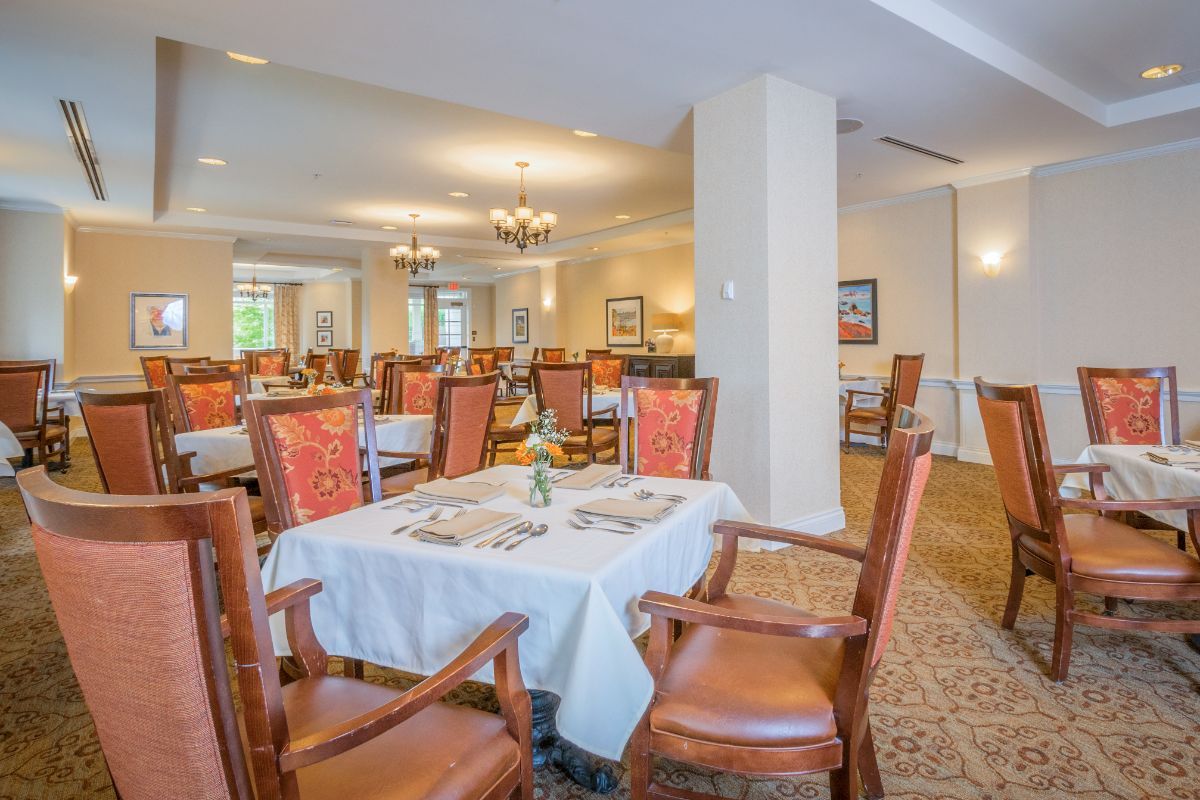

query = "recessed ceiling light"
[[573, 130, 598, 137], [495, 267, 503, 270], [615, 214, 631, 220], [331, 268, 343, 272], [589, 247, 600, 251], [448, 191, 470, 198], [836, 118, 864, 134], [329, 219, 354, 225], [381, 225, 398, 230], [186, 207, 207, 212], [226, 51, 269, 65], [197, 157, 227, 166], [1141, 63, 1183, 79]]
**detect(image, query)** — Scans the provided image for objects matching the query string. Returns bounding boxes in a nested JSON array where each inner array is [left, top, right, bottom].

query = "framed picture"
[[606, 295, 644, 347], [838, 279, 878, 344], [316, 330, 333, 347], [316, 310, 333, 328], [512, 307, 529, 344], [129, 292, 188, 349]]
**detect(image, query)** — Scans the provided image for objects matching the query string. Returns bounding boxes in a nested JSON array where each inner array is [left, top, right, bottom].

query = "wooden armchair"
[[0, 361, 70, 471], [167, 371, 250, 432], [533, 347, 566, 363], [584, 348, 612, 359], [496, 346, 515, 363], [844, 352, 924, 452], [976, 377, 1200, 681], [140, 355, 170, 389], [631, 407, 934, 800], [379, 363, 445, 462], [619, 376, 718, 479], [17, 466, 532, 800], [246, 348, 290, 377], [167, 356, 211, 376], [533, 361, 617, 464]]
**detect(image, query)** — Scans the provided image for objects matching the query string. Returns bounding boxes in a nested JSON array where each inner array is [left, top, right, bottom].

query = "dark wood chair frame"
[[0, 361, 70, 470], [16, 467, 533, 800], [631, 407, 935, 800], [976, 377, 1200, 682], [139, 355, 169, 388], [532, 361, 616, 464], [533, 347, 567, 363], [77, 388, 189, 493], [619, 376, 718, 480], [380, 363, 445, 461], [428, 373, 501, 479], [584, 349, 612, 359], [844, 353, 924, 452], [167, 356, 211, 376], [487, 397, 528, 467], [166, 370, 251, 432], [243, 348, 291, 377], [376, 358, 421, 413]]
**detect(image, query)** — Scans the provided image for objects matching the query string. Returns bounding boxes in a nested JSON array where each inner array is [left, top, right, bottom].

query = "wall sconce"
[[542, 296, 552, 308], [981, 252, 1003, 277], [64, 274, 79, 288]]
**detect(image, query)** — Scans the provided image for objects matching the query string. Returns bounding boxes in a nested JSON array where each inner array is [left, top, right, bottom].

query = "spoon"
[[476, 521, 531, 549], [493, 522, 538, 548], [505, 523, 549, 550], [634, 489, 687, 502]]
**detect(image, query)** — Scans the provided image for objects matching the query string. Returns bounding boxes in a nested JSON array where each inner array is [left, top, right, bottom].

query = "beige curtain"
[[423, 286, 439, 354], [274, 283, 301, 358]]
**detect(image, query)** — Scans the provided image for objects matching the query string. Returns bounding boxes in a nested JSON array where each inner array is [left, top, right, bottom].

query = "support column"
[[538, 264, 564, 349], [694, 75, 841, 530], [360, 247, 409, 356]]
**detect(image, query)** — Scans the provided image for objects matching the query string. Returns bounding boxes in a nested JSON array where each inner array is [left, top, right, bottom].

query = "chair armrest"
[[844, 389, 887, 413], [639, 591, 867, 639], [220, 578, 322, 637], [1056, 496, 1200, 513], [1052, 463, 1111, 475], [712, 519, 866, 562], [277, 612, 529, 773], [178, 463, 255, 490]]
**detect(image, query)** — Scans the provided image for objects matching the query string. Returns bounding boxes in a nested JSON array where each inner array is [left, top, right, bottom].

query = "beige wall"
[[72, 231, 233, 377], [468, 284, 495, 348], [359, 247, 409, 356], [299, 280, 353, 353], [0, 208, 67, 370], [493, 270, 543, 359]]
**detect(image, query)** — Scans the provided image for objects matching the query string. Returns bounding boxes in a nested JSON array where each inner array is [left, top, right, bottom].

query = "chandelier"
[[390, 213, 439, 277], [237, 265, 272, 300], [489, 161, 557, 251]]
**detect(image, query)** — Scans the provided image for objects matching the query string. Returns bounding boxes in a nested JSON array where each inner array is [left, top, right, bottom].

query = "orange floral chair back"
[[141, 356, 169, 389], [387, 367, 442, 415], [170, 374, 243, 432], [621, 377, 719, 480], [475, 353, 497, 372], [262, 405, 363, 526], [536, 348, 566, 363], [590, 358, 624, 390], [256, 352, 287, 377], [1090, 377, 1163, 445]]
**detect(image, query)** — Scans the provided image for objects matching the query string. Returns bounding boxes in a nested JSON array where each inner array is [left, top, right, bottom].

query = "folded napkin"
[[576, 497, 677, 522], [556, 463, 621, 490], [418, 509, 520, 546], [413, 477, 507, 504], [1185, 440, 1200, 449], [1144, 448, 1200, 466]]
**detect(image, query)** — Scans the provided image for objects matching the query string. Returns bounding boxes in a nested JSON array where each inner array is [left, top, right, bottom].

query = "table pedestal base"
[[529, 690, 619, 794]]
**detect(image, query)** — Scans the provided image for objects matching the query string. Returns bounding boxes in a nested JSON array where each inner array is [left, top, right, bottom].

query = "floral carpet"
[[2, 447, 1199, 799]]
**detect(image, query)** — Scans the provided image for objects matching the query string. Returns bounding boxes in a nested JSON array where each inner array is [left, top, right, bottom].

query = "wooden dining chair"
[[17, 466, 533, 800], [186, 363, 245, 376], [487, 398, 528, 467], [584, 348, 612, 359], [247, 348, 290, 377], [844, 353, 924, 452], [589, 355, 627, 390], [533, 361, 618, 463], [380, 363, 445, 463], [496, 346, 515, 363], [976, 377, 1200, 681], [380, 373, 501, 496], [470, 348, 499, 374], [508, 363, 533, 396], [368, 351, 398, 389], [533, 347, 566, 363], [619, 376, 718, 480], [376, 358, 421, 413], [167, 371, 250, 432], [631, 406, 935, 800], [139, 355, 170, 389], [0, 361, 70, 471], [167, 356, 210, 376]]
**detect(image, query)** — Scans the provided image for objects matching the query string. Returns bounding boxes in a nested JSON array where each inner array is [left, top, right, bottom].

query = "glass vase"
[[529, 458, 553, 507]]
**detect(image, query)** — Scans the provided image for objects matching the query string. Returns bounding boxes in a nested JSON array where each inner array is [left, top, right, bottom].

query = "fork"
[[390, 506, 443, 535], [411, 506, 465, 538], [574, 511, 641, 529], [567, 519, 637, 535]]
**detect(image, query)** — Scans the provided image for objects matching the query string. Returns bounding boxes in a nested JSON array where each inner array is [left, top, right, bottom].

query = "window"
[[232, 289, 275, 352], [408, 291, 425, 353], [407, 287, 471, 352]]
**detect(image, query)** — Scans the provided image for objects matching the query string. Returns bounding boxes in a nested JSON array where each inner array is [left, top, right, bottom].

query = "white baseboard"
[[931, 440, 959, 458], [956, 447, 993, 465], [780, 506, 847, 535]]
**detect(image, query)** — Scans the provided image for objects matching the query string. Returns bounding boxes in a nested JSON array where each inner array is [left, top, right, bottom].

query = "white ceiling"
[[2, 0, 1199, 280]]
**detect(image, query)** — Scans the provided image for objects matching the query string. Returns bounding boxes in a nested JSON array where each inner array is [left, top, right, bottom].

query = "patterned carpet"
[[2, 447, 1200, 800]]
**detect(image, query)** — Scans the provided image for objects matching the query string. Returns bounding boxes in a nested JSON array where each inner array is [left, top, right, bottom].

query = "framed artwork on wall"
[[606, 295, 644, 347], [838, 279, 878, 345], [512, 307, 529, 343], [316, 330, 333, 347], [316, 310, 333, 328], [129, 292, 188, 349]]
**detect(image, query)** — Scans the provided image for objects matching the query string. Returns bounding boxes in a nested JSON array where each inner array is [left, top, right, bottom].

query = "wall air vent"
[[876, 136, 964, 165], [58, 99, 107, 201]]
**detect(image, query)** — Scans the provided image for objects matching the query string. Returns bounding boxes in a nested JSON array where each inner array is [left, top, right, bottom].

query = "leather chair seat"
[[846, 406, 887, 420], [261, 675, 520, 799], [649, 593, 844, 750], [564, 429, 618, 448], [381, 468, 429, 497], [1019, 514, 1200, 584], [489, 423, 525, 443]]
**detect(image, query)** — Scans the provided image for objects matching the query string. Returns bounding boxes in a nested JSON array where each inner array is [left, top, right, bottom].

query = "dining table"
[[0, 421, 22, 478], [510, 388, 628, 427], [259, 463, 751, 791], [1059, 443, 1200, 532]]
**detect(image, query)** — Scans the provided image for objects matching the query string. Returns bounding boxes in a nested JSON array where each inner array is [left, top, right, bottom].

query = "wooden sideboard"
[[626, 354, 695, 379]]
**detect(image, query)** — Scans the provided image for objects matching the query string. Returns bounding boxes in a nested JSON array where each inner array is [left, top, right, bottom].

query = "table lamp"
[[650, 313, 683, 354]]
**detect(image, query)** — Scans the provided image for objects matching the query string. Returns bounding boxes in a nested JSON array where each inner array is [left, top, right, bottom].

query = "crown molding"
[[950, 167, 1032, 190], [75, 226, 237, 243], [1032, 136, 1200, 177], [837, 186, 953, 215], [0, 199, 65, 214]]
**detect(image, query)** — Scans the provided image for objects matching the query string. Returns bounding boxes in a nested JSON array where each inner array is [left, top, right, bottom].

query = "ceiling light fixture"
[[448, 191, 470, 198], [226, 52, 269, 65], [197, 157, 227, 166], [489, 162, 557, 252], [381, 225, 398, 230], [1141, 64, 1183, 79], [391, 213, 440, 277], [615, 214, 631, 220], [589, 247, 600, 251], [237, 264, 272, 300], [573, 130, 598, 137], [186, 207, 207, 212], [328, 219, 354, 225], [836, 118, 864, 134]]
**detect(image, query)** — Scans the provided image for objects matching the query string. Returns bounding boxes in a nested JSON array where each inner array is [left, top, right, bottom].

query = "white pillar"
[[694, 75, 842, 530], [360, 247, 409, 356]]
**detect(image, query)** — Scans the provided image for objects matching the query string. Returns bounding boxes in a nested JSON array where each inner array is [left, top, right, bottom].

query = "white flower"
[[525, 434, 543, 447]]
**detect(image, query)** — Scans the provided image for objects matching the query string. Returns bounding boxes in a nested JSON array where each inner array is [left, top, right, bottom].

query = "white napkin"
[[417, 509, 520, 546], [575, 497, 677, 522], [413, 477, 507, 504], [556, 464, 621, 490]]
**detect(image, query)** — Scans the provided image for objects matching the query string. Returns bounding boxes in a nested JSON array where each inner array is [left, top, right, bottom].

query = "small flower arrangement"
[[300, 367, 318, 386], [517, 409, 568, 507], [305, 383, 336, 396], [838, 360, 846, 379], [571, 351, 580, 362]]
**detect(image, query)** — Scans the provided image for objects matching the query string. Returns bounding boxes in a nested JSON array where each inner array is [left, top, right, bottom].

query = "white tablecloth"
[[0, 421, 21, 478], [260, 464, 751, 760], [511, 389, 626, 427], [1060, 444, 1200, 531], [46, 390, 82, 417], [839, 377, 883, 407], [176, 415, 433, 476]]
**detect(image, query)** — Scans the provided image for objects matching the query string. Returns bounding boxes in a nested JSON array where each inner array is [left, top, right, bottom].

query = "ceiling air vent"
[[876, 136, 964, 165], [58, 99, 107, 201]]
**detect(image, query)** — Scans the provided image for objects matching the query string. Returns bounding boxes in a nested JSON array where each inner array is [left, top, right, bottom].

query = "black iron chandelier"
[[390, 213, 439, 277], [488, 161, 557, 251]]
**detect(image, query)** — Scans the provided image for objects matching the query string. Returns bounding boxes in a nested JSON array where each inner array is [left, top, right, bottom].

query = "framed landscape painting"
[[838, 279, 878, 345], [606, 296, 644, 347], [512, 307, 529, 343], [129, 292, 188, 349]]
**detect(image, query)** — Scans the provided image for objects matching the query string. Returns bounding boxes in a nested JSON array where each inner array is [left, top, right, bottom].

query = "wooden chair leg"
[[1103, 596, 1119, 614], [842, 414, 852, 453], [1050, 588, 1075, 683], [829, 747, 860, 800], [629, 714, 651, 800], [1178, 530, 1187, 551], [1001, 545, 1027, 630], [342, 657, 364, 679], [859, 719, 884, 800]]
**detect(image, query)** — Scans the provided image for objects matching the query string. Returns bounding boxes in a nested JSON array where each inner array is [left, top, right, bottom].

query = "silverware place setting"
[[573, 510, 641, 530], [492, 522, 545, 549], [504, 523, 549, 550], [390, 506, 443, 535], [567, 519, 637, 535], [634, 489, 687, 503], [476, 520, 531, 548]]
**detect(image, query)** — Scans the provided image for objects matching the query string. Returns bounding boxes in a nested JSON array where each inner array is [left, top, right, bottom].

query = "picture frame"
[[129, 292, 188, 349], [838, 279, 878, 345], [316, 330, 333, 347], [605, 295, 644, 347], [316, 310, 333, 328], [512, 307, 529, 344]]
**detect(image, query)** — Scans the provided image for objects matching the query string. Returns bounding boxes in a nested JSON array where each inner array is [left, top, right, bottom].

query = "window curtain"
[[423, 286, 439, 354], [274, 283, 301, 358]]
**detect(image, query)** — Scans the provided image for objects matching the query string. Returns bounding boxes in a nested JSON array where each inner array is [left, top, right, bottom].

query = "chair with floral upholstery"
[[619, 376, 718, 480], [533, 347, 566, 363], [496, 346, 515, 363], [140, 355, 170, 389], [17, 466, 533, 800], [167, 356, 210, 376], [630, 406, 934, 800], [376, 358, 421, 413], [469, 348, 498, 374], [584, 348, 612, 360], [167, 371, 249, 432], [379, 364, 445, 463], [533, 362, 617, 464], [844, 352, 924, 452], [246, 348, 290, 377], [589, 356, 626, 391]]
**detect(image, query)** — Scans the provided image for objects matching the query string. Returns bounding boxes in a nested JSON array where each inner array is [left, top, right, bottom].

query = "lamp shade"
[[651, 313, 682, 332]]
